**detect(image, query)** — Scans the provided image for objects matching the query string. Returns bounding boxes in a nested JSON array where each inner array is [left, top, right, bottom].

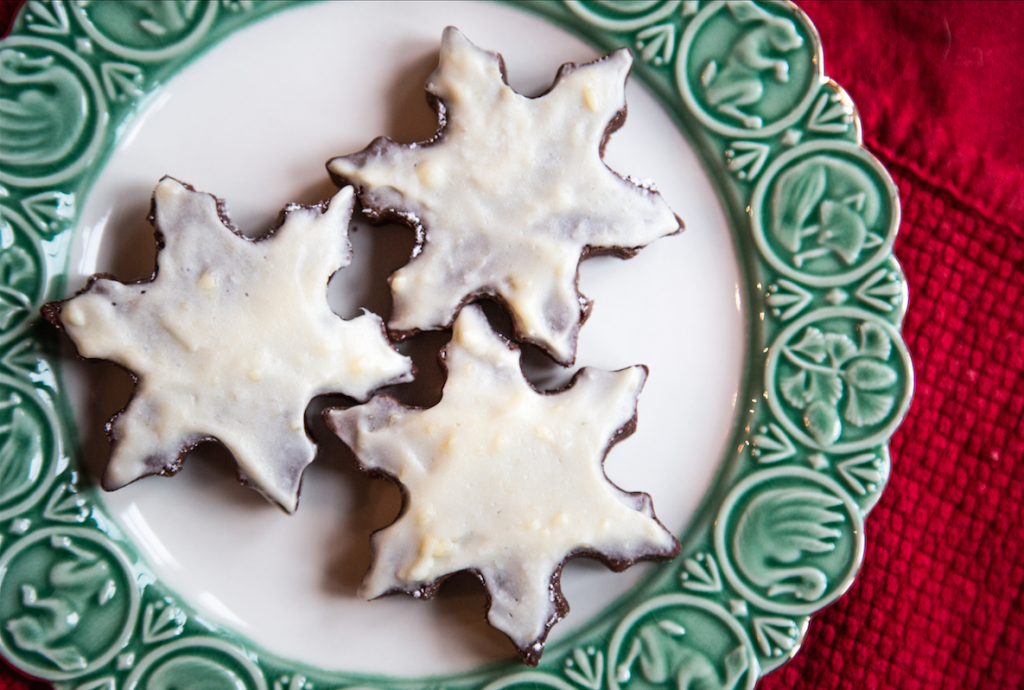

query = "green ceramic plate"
[[0, 1, 911, 688]]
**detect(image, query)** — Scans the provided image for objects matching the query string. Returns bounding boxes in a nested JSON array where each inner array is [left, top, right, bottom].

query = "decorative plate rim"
[[0, 1, 911, 688]]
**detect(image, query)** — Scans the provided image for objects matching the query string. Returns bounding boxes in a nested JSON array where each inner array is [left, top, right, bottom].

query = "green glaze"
[[0, 1, 911, 688]]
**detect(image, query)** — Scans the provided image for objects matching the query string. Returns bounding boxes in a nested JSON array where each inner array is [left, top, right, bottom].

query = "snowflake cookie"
[[42, 178, 413, 513], [328, 27, 682, 365], [325, 305, 679, 665]]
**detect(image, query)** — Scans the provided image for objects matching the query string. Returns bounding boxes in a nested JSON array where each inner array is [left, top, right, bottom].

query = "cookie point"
[[610, 46, 633, 66], [328, 184, 356, 211], [154, 176, 186, 201], [101, 455, 139, 492], [625, 365, 645, 392], [441, 25, 469, 49], [451, 305, 502, 358], [274, 493, 298, 515], [62, 301, 87, 327]]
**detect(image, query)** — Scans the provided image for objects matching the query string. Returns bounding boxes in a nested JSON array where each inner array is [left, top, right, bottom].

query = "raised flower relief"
[[767, 307, 911, 453], [778, 321, 896, 447]]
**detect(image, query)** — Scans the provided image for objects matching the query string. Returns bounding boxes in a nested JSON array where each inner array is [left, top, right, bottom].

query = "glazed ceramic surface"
[[0, 1, 910, 688]]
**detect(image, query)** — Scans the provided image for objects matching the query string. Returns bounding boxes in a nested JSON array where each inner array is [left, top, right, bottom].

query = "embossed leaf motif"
[[859, 322, 892, 360], [825, 333, 858, 364], [774, 166, 826, 252], [0, 244, 36, 292], [804, 401, 841, 446], [781, 324, 898, 445], [0, 239, 37, 339], [26, 1, 70, 36], [142, 601, 186, 644], [0, 401, 43, 506], [771, 162, 878, 268], [789, 326, 827, 362], [844, 388, 895, 427], [681, 552, 723, 593], [0, 288, 33, 331], [818, 200, 867, 264], [845, 360, 897, 390], [564, 647, 603, 690], [780, 369, 843, 410]]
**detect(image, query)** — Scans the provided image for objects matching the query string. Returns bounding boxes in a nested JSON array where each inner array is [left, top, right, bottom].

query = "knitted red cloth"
[[1, 1, 1021, 688]]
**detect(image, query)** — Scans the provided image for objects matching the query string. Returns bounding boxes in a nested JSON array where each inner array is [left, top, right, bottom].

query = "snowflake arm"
[[325, 305, 679, 664], [328, 27, 682, 365], [44, 178, 413, 513]]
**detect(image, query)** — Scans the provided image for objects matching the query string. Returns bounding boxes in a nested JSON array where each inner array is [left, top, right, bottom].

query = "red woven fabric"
[[1, 1, 1021, 689]]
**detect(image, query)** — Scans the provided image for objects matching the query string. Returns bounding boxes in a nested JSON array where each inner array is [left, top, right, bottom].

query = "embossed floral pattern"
[[778, 322, 896, 445]]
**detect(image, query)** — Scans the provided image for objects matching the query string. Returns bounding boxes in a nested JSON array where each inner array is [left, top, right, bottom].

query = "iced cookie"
[[325, 305, 679, 665], [328, 27, 682, 366], [42, 178, 413, 513]]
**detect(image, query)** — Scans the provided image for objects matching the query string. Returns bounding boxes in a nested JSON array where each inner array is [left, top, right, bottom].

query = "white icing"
[[326, 305, 677, 656], [61, 178, 413, 512], [328, 27, 681, 365]]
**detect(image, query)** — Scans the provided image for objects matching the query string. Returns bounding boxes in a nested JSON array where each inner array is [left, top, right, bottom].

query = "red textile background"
[[1, 1, 1021, 688]]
